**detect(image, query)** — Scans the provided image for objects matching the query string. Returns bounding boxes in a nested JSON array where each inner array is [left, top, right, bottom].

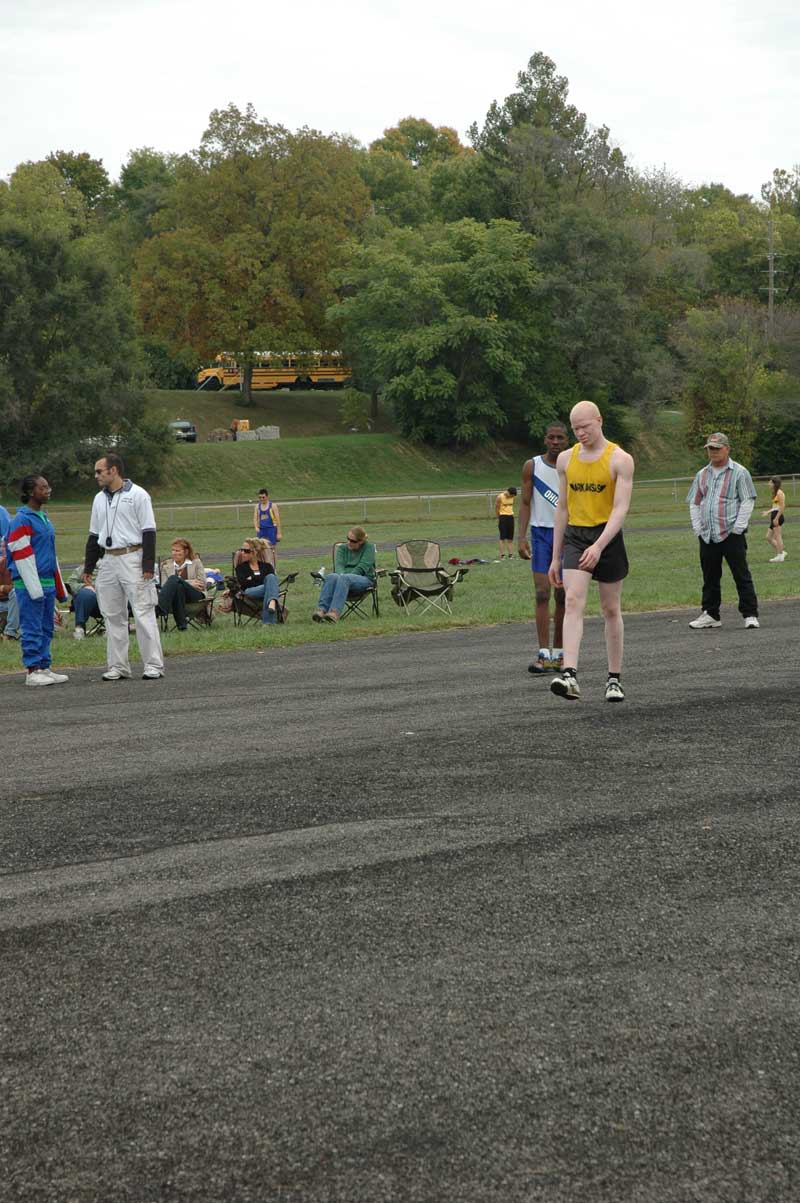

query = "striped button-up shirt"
[[686, 459, 757, 543]]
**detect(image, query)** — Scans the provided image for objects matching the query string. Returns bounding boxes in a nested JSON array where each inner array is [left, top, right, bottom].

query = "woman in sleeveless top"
[[253, 488, 281, 559], [762, 476, 786, 562]]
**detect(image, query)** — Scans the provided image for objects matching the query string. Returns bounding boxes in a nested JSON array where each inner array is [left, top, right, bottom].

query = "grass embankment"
[[146, 388, 397, 441]]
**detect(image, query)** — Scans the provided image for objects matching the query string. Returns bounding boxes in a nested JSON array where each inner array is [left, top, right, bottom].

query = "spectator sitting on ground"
[[312, 526, 375, 623], [235, 537, 280, 624], [67, 566, 102, 639], [158, 539, 206, 631]]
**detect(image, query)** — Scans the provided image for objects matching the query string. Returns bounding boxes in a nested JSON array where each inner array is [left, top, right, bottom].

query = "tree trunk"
[[370, 386, 379, 422], [241, 363, 253, 405]]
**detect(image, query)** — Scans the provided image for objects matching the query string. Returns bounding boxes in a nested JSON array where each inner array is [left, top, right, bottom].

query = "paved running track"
[[1, 602, 798, 1202]]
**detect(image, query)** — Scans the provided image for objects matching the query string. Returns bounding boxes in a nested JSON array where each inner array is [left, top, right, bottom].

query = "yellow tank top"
[[566, 441, 617, 526], [497, 491, 515, 516]]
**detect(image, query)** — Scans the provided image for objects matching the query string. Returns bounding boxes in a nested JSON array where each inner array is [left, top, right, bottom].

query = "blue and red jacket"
[[7, 506, 67, 600]]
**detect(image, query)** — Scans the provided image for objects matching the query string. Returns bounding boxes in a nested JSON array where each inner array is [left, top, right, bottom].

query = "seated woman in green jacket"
[[312, 526, 375, 623]]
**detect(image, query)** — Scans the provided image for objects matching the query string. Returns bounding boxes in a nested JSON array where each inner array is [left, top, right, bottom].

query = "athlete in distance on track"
[[517, 421, 569, 674], [548, 401, 635, 703]]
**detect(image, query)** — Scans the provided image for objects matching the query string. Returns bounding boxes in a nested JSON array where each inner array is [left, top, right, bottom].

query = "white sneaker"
[[73, 627, 85, 640], [43, 669, 69, 684], [688, 611, 721, 629], [102, 667, 131, 681], [25, 670, 55, 687], [744, 616, 760, 629], [769, 553, 786, 562], [141, 667, 164, 680]]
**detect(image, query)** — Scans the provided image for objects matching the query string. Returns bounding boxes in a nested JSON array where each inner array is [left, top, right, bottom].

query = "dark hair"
[[507, 486, 518, 495], [258, 488, 269, 496], [770, 476, 782, 490], [100, 452, 126, 476], [20, 474, 44, 503], [546, 421, 568, 434]]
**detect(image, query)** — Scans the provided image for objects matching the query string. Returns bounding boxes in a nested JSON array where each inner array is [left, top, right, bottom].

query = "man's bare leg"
[[598, 579, 624, 674], [560, 568, 591, 669]]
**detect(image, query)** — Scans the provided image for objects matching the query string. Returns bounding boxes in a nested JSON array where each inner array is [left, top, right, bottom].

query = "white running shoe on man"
[[43, 669, 69, 683], [102, 667, 131, 681], [688, 611, 721, 629], [744, 616, 760, 629]]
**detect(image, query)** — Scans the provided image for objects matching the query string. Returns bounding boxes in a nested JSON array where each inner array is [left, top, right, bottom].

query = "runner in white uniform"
[[517, 422, 569, 673]]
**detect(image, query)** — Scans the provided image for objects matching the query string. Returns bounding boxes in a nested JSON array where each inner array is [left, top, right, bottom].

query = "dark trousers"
[[158, 575, 204, 627], [699, 534, 758, 619]]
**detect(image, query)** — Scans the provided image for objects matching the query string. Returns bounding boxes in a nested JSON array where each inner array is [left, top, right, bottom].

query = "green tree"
[[670, 300, 776, 460], [0, 168, 167, 488], [46, 150, 112, 212], [358, 147, 431, 227], [370, 117, 464, 167], [330, 219, 546, 445]]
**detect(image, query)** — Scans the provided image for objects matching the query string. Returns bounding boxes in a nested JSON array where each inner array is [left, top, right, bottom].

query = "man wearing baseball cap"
[[686, 432, 760, 629]]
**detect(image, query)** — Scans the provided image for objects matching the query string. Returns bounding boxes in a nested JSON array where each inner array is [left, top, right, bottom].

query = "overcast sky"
[[2, 0, 798, 199]]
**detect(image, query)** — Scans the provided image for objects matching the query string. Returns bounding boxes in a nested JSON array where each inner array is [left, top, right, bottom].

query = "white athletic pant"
[[95, 550, 164, 676]]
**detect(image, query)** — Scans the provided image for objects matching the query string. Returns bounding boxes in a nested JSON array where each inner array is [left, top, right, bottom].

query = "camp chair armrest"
[[280, 572, 298, 585]]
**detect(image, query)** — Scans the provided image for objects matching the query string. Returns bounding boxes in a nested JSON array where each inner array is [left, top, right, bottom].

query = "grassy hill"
[[9, 393, 703, 509], [146, 388, 397, 440]]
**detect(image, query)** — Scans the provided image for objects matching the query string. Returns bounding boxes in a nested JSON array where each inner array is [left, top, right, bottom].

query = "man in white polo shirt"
[[82, 453, 165, 681]]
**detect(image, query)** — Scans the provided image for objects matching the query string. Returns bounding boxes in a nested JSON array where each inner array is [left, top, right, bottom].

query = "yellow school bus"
[[196, 351, 352, 391]]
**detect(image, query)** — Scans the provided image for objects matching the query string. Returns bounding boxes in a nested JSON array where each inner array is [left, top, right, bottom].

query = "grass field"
[[1, 483, 796, 676]]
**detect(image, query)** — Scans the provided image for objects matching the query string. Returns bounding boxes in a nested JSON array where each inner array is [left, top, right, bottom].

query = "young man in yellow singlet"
[[548, 401, 635, 702]]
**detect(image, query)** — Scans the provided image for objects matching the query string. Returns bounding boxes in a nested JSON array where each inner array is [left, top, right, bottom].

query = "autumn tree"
[[134, 104, 370, 402]]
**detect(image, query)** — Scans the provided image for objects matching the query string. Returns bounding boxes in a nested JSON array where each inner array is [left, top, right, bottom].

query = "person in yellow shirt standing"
[[763, 476, 787, 562], [548, 401, 634, 702], [495, 486, 518, 559]]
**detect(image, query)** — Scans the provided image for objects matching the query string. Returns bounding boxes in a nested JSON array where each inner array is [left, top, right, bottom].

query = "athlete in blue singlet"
[[517, 422, 569, 674], [253, 488, 282, 554]]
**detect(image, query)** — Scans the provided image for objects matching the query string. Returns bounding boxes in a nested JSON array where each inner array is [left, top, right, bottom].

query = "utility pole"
[[763, 219, 782, 338]]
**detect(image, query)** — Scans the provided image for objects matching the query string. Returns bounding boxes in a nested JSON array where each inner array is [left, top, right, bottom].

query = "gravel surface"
[[1, 603, 798, 1202]]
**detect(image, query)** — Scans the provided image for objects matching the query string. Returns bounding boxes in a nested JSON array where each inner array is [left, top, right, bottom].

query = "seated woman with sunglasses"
[[235, 537, 281, 623], [312, 526, 375, 623]]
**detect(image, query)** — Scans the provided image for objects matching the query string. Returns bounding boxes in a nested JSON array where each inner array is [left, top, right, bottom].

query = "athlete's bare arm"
[[577, 448, 635, 572], [548, 450, 570, 587], [517, 460, 533, 559]]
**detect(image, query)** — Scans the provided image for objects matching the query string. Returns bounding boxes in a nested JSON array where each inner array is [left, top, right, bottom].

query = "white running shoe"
[[769, 553, 786, 562], [102, 667, 131, 681], [744, 616, 760, 629], [73, 627, 85, 640], [25, 670, 55, 687], [43, 669, 69, 684], [688, 611, 721, 629], [142, 667, 164, 680], [550, 671, 581, 700], [605, 678, 625, 703]]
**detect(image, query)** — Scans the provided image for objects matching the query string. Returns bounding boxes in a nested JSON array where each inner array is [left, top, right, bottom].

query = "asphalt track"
[[1, 603, 798, 1202]]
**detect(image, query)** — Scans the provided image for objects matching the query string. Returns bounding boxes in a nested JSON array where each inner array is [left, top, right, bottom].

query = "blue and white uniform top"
[[256, 501, 278, 544], [530, 455, 560, 529], [8, 506, 66, 599]]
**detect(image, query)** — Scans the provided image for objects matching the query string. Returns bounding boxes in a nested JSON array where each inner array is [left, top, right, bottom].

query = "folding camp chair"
[[310, 543, 380, 620], [227, 550, 297, 626], [65, 579, 106, 636], [156, 560, 216, 632], [389, 540, 468, 617]]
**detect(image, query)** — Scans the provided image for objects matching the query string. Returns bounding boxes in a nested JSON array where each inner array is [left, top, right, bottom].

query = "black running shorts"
[[563, 524, 629, 582], [498, 515, 515, 540], [769, 510, 785, 528]]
